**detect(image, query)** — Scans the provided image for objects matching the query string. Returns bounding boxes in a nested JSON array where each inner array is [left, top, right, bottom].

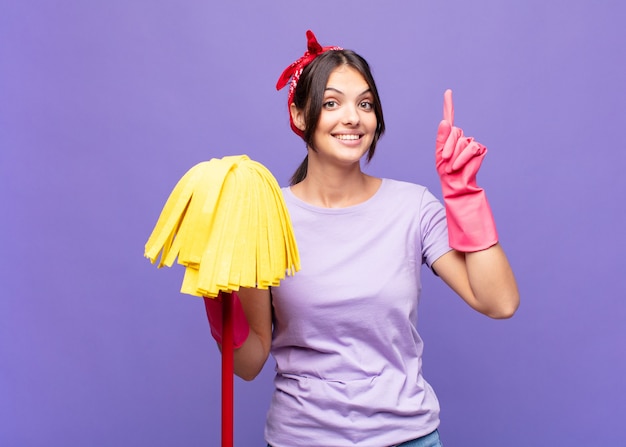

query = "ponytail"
[[289, 155, 308, 185]]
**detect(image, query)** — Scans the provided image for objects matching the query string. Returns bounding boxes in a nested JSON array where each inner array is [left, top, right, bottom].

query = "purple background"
[[2, 1, 625, 445]]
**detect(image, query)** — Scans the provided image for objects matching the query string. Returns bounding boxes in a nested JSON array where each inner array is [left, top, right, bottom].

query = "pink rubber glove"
[[435, 89, 498, 252], [203, 291, 250, 348]]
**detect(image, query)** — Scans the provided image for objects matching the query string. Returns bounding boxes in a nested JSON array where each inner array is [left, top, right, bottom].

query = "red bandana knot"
[[276, 30, 342, 137]]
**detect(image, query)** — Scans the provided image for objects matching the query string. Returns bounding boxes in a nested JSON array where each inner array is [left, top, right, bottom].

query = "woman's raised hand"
[[434, 89, 498, 252], [436, 89, 487, 177]]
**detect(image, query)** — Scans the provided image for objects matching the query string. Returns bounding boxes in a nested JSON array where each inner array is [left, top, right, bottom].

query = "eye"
[[323, 100, 338, 109], [359, 101, 374, 111]]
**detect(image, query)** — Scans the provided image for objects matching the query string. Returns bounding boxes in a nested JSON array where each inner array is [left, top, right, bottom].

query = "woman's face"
[[299, 65, 378, 168]]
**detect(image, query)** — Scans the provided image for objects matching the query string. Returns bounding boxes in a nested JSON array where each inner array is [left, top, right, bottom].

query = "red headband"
[[276, 30, 342, 137]]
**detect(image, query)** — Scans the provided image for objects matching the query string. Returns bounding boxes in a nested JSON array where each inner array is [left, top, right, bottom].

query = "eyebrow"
[[324, 87, 372, 97]]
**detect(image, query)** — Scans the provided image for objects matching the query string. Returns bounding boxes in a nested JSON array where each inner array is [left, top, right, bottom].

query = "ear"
[[290, 103, 306, 132]]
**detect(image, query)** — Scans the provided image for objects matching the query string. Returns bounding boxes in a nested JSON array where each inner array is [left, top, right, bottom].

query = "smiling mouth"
[[333, 134, 362, 141]]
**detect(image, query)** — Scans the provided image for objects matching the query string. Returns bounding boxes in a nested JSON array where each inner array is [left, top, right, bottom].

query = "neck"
[[291, 155, 380, 208]]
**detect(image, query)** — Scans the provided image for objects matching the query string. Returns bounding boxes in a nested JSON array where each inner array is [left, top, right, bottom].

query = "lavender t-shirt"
[[266, 179, 452, 447]]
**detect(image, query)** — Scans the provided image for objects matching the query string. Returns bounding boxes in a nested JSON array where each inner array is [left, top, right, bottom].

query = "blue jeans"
[[267, 429, 443, 447], [396, 429, 443, 447]]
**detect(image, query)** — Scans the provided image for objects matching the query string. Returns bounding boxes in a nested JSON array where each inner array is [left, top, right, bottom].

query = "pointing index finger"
[[443, 89, 454, 125]]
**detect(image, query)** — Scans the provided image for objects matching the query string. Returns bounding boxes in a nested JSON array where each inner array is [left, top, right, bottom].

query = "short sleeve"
[[420, 189, 452, 268]]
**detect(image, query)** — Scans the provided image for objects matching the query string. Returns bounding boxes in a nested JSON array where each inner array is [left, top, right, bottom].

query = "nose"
[[341, 104, 360, 126]]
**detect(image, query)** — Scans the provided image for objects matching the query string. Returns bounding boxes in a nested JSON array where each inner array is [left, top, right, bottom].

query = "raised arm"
[[432, 89, 519, 318]]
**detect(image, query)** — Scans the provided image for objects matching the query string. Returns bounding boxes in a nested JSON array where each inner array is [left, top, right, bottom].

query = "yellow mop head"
[[144, 155, 300, 298]]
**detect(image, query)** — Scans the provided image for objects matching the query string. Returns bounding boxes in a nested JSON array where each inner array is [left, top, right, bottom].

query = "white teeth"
[[334, 134, 360, 140]]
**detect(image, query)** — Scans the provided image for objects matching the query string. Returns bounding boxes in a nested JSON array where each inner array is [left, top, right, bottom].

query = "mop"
[[144, 154, 300, 446]]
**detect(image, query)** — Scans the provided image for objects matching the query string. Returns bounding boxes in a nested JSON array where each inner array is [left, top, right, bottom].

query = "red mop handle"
[[222, 292, 234, 447]]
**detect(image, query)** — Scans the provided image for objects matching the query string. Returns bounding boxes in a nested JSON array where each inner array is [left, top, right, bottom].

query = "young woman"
[[204, 30, 519, 447]]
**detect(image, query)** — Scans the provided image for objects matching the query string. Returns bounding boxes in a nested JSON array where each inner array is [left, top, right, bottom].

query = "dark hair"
[[289, 49, 385, 185]]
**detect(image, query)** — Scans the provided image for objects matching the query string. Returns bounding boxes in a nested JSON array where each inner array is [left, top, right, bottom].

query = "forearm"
[[465, 243, 519, 318], [433, 244, 519, 319], [206, 287, 273, 381], [231, 329, 271, 381]]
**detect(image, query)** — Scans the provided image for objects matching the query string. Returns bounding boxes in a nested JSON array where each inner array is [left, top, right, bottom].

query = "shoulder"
[[380, 178, 437, 202], [382, 178, 426, 192]]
